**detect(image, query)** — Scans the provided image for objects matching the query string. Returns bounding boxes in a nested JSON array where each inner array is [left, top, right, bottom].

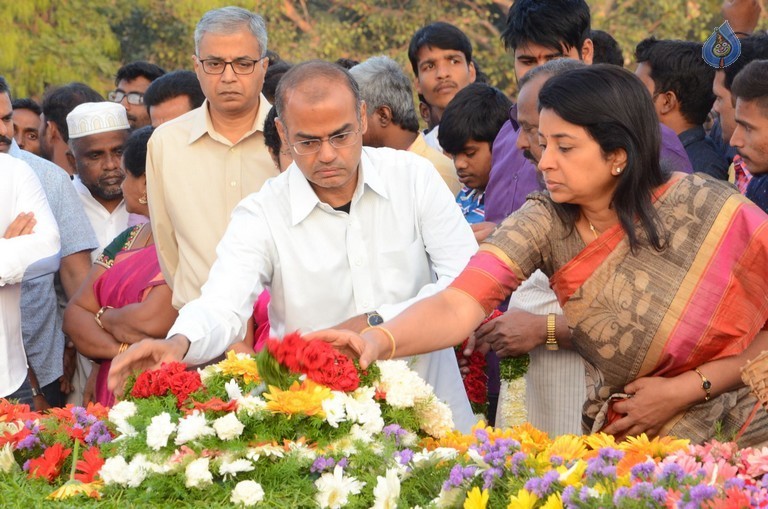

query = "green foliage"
[[499, 354, 530, 381]]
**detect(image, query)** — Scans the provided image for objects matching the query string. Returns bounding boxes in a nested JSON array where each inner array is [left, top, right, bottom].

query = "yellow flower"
[[507, 488, 538, 509], [464, 487, 489, 509], [583, 432, 618, 454], [547, 434, 589, 462], [264, 379, 331, 417], [218, 350, 261, 384], [509, 422, 551, 454], [47, 480, 102, 500], [421, 430, 476, 454], [557, 459, 587, 487], [541, 492, 563, 509], [617, 434, 690, 475]]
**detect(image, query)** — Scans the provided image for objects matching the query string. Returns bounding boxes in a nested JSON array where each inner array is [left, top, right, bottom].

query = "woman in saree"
[[311, 65, 768, 446], [64, 126, 177, 407]]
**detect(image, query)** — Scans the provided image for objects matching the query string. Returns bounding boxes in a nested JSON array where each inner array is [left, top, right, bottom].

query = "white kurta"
[[72, 175, 129, 260], [0, 155, 60, 396], [172, 147, 478, 432]]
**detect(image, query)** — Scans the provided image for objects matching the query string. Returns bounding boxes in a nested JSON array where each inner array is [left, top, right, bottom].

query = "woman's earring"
[[139, 195, 148, 205], [616, 167, 623, 174]]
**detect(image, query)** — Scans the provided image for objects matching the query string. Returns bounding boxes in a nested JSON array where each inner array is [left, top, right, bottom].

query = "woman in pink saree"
[[314, 66, 768, 446], [64, 127, 177, 406]]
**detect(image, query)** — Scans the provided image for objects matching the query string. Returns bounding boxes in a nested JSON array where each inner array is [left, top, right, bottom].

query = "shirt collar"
[[187, 94, 271, 145], [678, 125, 706, 148], [288, 148, 389, 226], [8, 139, 21, 157]]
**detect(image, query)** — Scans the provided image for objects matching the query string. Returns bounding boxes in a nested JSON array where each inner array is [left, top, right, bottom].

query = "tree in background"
[[1, 0, 762, 100]]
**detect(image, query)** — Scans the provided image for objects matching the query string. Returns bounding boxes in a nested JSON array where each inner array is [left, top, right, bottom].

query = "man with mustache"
[[66, 102, 130, 256], [109, 61, 166, 129], [408, 22, 476, 153]]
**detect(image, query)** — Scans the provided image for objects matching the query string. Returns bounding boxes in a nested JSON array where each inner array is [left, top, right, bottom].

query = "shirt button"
[[354, 258, 362, 267]]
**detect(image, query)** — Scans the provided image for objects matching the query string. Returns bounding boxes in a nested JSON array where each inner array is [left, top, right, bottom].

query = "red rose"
[[300, 341, 336, 372], [168, 370, 202, 408]]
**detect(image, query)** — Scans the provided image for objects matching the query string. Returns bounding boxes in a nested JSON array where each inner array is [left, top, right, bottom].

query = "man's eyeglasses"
[[289, 129, 361, 155], [197, 57, 266, 75], [108, 90, 144, 105]]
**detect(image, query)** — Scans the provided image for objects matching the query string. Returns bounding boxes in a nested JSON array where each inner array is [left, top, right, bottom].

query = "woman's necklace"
[[588, 220, 599, 240]]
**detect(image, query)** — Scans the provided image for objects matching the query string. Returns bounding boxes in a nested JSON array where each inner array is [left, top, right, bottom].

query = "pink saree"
[[93, 228, 165, 407], [451, 174, 768, 445]]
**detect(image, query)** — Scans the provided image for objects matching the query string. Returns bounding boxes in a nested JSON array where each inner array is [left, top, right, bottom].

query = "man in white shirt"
[[0, 154, 60, 400], [67, 102, 131, 256], [111, 61, 477, 431]]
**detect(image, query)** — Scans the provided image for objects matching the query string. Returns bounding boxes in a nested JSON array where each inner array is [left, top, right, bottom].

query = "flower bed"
[[1, 334, 768, 508]]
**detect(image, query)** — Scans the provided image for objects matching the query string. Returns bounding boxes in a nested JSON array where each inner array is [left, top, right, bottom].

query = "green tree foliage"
[[0, 0, 750, 100]]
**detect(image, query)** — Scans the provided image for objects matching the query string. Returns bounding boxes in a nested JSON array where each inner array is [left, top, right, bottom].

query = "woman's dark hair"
[[122, 126, 154, 178], [263, 106, 281, 161], [537, 64, 668, 252]]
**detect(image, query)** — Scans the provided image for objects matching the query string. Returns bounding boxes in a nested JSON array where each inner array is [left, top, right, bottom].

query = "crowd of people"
[[3, 0, 768, 447]]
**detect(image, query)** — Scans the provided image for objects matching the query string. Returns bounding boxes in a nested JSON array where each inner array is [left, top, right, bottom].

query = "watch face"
[[367, 313, 384, 326]]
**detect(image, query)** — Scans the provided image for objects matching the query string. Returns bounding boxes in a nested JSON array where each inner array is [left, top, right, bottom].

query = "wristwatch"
[[366, 311, 384, 327], [30, 385, 41, 398], [545, 313, 559, 351]]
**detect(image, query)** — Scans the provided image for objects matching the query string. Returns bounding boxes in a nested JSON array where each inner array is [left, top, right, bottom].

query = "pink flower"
[[744, 446, 768, 477]]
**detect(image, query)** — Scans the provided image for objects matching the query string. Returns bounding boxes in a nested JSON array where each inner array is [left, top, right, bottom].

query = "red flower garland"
[[130, 362, 202, 408], [267, 333, 360, 392], [456, 310, 503, 415]]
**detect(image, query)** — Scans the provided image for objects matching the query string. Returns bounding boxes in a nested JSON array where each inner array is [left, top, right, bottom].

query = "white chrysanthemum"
[[236, 394, 268, 417], [286, 440, 317, 461], [322, 392, 348, 428], [0, 443, 18, 473], [213, 413, 245, 441], [219, 458, 255, 479], [432, 487, 463, 508], [198, 363, 222, 384], [411, 447, 459, 469], [376, 360, 433, 408], [0, 421, 22, 435], [246, 444, 284, 461], [108, 400, 138, 437], [185, 457, 213, 488], [314, 465, 365, 509], [100, 455, 149, 487], [231, 480, 265, 506], [175, 411, 215, 445], [345, 388, 383, 427], [146, 412, 176, 451], [416, 399, 454, 438], [225, 379, 243, 401], [372, 468, 401, 509]]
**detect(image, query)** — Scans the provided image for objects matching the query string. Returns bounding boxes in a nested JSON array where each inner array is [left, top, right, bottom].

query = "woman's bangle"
[[117, 342, 130, 355], [94, 306, 114, 329], [361, 326, 396, 360], [694, 368, 712, 401]]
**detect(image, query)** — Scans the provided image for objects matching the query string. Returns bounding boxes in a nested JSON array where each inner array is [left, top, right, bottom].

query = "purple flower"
[[651, 487, 667, 504], [395, 448, 414, 466], [687, 484, 718, 506], [630, 461, 655, 480], [310, 456, 335, 473], [524, 470, 560, 498], [84, 420, 112, 446], [16, 432, 41, 450], [597, 447, 624, 463], [659, 463, 686, 485], [442, 465, 477, 491], [481, 466, 503, 489], [724, 477, 745, 490], [550, 455, 564, 467], [382, 424, 406, 445], [337, 457, 348, 469]]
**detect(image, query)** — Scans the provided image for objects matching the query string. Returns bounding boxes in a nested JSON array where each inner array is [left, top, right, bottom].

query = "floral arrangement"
[[1, 333, 768, 508]]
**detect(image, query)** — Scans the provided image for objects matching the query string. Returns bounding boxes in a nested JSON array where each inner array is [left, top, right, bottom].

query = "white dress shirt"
[[0, 154, 60, 396], [72, 175, 129, 260], [171, 147, 478, 431]]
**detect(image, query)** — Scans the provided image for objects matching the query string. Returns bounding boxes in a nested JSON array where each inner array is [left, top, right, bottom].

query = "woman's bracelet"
[[94, 306, 114, 329], [117, 342, 130, 355], [361, 326, 396, 360]]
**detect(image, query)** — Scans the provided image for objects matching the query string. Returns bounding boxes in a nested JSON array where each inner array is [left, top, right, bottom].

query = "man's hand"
[[82, 364, 99, 405], [108, 335, 189, 397], [471, 221, 497, 243], [331, 314, 369, 334], [474, 309, 546, 358], [60, 342, 76, 394], [722, 0, 762, 34], [3, 212, 36, 238], [304, 328, 380, 368]]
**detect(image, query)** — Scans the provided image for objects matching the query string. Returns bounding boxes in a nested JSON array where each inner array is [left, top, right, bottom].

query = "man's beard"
[[0, 134, 11, 153]]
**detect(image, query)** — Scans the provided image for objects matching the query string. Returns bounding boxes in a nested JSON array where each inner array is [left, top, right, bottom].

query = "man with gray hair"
[[147, 6, 278, 311], [349, 56, 460, 195]]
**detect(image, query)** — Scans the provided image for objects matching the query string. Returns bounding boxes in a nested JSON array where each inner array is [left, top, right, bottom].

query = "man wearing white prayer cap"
[[65, 101, 131, 406], [66, 102, 131, 255]]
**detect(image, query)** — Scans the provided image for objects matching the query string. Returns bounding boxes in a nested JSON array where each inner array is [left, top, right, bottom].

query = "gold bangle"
[[361, 326, 396, 360], [545, 313, 559, 351], [694, 368, 712, 401], [94, 306, 114, 329], [117, 342, 129, 355]]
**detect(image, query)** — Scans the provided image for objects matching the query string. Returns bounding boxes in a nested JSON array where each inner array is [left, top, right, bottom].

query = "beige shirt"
[[408, 132, 460, 196], [146, 96, 279, 309]]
